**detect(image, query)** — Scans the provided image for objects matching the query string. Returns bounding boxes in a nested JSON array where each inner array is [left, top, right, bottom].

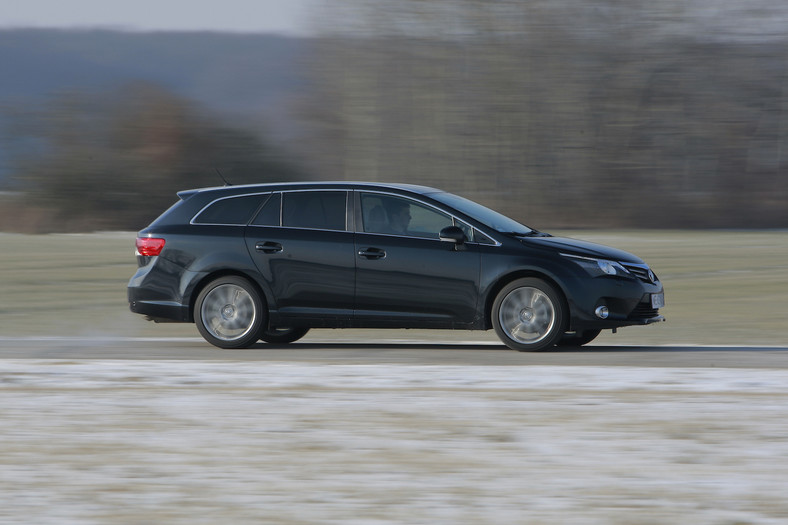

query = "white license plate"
[[651, 293, 665, 309]]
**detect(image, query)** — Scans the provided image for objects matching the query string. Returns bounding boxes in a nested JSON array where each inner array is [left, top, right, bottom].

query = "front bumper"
[[568, 277, 665, 331]]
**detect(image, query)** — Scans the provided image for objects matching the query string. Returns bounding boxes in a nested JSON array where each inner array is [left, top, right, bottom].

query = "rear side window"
[[192, 194, 266, 225], [282, 191, 347, 231]]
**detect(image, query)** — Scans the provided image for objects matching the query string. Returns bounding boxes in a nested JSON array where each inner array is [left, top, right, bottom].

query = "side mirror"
[[439, 225, 467, 246]]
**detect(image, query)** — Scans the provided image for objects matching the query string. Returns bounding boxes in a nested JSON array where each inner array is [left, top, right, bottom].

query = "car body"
[[128, 182, 664, 350]]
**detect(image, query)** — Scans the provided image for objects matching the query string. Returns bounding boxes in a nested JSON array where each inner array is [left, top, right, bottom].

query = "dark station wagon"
[[128, 182, 664, 351]]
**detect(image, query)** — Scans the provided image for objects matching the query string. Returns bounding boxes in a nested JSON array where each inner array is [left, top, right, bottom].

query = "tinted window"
[[251, 193, 281, 226], [453, 220, 496, 244], [472, 228, 497, 245], [193, 194, 265, 225], [361, 193, 452, 239], [282, 191, 347, 231], [430, 191, 532, 234]]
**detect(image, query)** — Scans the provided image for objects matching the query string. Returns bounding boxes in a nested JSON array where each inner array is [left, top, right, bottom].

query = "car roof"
[[177, 181, 443, 201]]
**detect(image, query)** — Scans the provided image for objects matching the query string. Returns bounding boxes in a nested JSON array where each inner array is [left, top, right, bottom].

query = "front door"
[[353, 191, 481, 327]]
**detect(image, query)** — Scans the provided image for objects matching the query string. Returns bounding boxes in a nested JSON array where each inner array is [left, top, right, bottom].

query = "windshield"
[[429, 192, 533, 234]]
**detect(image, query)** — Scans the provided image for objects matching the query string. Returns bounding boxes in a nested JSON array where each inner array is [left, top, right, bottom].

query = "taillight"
[[136, 237, 166, 257]]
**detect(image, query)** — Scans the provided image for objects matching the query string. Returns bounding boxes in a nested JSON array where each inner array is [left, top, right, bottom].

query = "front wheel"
[[492, 278, 567, 352], [195, 276, 266, 349], [259, 327, 310, 344]]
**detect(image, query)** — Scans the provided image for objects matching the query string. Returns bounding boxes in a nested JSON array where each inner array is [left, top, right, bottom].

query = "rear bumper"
[[128, 295, 190, 322], [127, 257, 198, 323]]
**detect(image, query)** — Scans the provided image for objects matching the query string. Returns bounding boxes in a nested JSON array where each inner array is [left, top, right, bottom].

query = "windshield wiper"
[[508, 230, 551, 238]]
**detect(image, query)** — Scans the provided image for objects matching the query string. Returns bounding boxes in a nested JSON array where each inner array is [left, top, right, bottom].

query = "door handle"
[[255, 241, 283, 254], [358, 247, 386, 260]]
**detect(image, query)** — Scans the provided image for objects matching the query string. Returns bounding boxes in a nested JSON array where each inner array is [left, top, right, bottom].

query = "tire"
[[492, 278, 567, 352], [195, 276, 266, 349], [557, 329, 601, 347], [259, 327, 310, 344]]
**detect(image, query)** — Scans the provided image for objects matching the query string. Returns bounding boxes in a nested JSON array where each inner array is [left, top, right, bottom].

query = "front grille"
[[621, 263, 657, 283], [629, 302, 659, 319]]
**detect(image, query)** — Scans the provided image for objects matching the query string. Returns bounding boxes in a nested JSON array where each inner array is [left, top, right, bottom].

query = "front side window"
[[360, 193, 453, 239], [282, 191, 347, 231], [193, 194, 267, 225]]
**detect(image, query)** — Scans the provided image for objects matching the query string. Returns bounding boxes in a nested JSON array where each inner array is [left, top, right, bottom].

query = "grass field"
[[0, 230, 786, 346]]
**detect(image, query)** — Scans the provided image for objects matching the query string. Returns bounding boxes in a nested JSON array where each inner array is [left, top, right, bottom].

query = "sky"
[[0, 0, 315, 35], [2, 1, 787, 41]]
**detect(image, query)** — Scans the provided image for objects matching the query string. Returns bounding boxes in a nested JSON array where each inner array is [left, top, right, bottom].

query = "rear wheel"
[[259, 327, 310, 344], [492, 278, 567, 352], [557, 329, 601, 347], [195, 276, 265, 349]]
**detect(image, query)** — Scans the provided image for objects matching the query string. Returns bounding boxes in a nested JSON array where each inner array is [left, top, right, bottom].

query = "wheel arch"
[[483, 270, 571, 330]]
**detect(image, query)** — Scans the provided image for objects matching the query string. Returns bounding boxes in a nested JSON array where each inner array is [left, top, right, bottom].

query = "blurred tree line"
[[0, 82, 302, 232], [2, 0, 787, 232], [302, 0, 788, 228]]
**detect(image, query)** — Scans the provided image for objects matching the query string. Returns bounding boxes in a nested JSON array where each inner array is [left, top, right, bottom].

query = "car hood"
[[521, 235, 644, 264]]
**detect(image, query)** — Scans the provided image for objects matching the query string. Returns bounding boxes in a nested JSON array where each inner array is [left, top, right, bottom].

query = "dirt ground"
[[2, 361, 787, 524]]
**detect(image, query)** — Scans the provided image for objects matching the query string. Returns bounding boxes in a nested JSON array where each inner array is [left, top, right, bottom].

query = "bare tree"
[[301, 0, 788, 227], [2, 83, 302, 232]]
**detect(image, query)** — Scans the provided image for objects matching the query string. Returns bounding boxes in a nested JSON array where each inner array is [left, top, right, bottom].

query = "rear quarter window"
[[192, 194, 267, 225]]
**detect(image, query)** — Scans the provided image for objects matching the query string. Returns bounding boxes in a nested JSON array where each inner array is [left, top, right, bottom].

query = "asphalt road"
[[1, 337, 787, 368]]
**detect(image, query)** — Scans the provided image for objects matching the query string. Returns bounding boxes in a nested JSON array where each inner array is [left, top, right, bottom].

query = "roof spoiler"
[[176, 168, 232, 201], [176, 189, 199, 201]]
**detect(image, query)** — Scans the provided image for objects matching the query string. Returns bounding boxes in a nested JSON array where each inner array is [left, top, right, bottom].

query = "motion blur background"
[[1, 0, 787, 233], [1, 9, 787, 523]]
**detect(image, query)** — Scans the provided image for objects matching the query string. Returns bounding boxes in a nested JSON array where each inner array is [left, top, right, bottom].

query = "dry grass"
[[572, 231, 788, 346], [0, 230, 786, 345], [0, 232, 181, 338]]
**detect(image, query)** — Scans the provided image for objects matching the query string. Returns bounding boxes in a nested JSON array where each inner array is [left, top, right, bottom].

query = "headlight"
[[561, 253, 631, 278], [596, 259, 627, 276]]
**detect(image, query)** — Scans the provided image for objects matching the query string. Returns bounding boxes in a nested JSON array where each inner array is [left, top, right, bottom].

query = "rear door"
[[245, 190, 355, 320]]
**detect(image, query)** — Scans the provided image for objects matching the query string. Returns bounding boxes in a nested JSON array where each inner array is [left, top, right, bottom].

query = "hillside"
[[0, 29, 308, 180], [0, 29, 306, 113]]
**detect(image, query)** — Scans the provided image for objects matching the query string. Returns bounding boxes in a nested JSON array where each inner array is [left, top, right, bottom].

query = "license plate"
[[651, 292, 665, 309]]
